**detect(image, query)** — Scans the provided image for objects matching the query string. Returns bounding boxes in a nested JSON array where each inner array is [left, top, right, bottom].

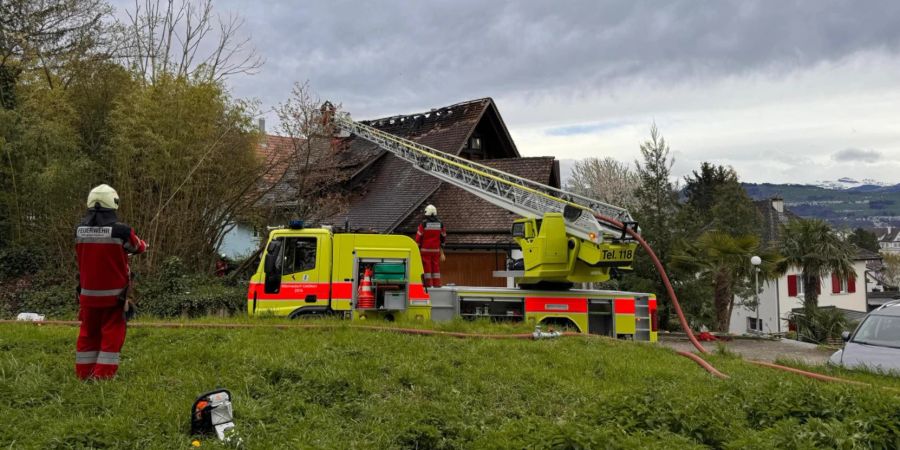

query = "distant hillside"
[[743, 183, 900, 228]]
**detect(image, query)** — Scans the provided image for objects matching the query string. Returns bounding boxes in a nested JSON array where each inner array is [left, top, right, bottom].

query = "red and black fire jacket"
[[415, 217, 446, 253], [75, 209, 146, 308]]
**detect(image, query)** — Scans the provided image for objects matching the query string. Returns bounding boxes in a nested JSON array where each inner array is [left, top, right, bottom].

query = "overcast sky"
[[113, 0, 900, 185]]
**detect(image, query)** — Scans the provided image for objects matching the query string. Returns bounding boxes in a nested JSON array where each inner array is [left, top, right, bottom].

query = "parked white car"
[[829, 301, 900, 375]]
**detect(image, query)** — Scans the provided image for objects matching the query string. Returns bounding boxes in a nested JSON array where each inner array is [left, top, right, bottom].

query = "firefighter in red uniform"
[[75, 184, 147, 380], [415, 204, 446, 287]]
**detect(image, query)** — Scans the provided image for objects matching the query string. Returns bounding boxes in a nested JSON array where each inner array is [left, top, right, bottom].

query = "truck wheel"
[[288, 307, 335, 319], [540, 317, 580, 333]]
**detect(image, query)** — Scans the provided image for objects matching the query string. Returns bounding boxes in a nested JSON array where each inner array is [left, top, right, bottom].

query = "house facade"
[[729, 198, 881, 335], [873, 227, 900, 254]]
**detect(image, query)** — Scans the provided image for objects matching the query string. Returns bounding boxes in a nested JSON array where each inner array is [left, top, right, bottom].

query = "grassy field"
[[1, 319, 899, 449]]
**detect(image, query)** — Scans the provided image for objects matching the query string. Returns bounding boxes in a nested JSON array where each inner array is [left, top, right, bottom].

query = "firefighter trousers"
[[76, 305, 127, 380], [421, 251, 442, 287]]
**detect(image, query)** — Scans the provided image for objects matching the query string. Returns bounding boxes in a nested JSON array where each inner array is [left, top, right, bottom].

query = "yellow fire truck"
[[248, 223, 657, 340], [247, 105, 658, 342]]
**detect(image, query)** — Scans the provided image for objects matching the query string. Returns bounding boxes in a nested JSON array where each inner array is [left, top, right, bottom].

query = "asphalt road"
[[658, 336, 835, 365]]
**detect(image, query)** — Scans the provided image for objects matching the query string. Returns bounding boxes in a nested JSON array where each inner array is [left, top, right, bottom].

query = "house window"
[[747, 317, 763, 332], [796, 279, 804, 295], [830, 274, 856, 294]]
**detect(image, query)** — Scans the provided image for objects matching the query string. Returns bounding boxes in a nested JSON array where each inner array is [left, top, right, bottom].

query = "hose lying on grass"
[[0, 214, 880, 385], [1, 319, 891, 387], [591, 213, 898, 387]]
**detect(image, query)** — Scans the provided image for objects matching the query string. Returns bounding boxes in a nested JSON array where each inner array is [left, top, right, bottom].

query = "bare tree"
[[271, 81, 350, 223], [0, 0, 113, 93], [566, 156, 639, 211], [119, 0, 263, 83], [881, 252, 900, 288]]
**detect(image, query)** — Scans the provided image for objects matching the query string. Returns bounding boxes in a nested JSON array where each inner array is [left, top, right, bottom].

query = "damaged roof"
[[396, 157, 560, 247], [332, 97, 520, 233]]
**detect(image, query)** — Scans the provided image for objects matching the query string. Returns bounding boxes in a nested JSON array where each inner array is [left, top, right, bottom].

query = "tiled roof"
[[755, 199, 801, 247], [255, 135, 297, 189], [854, 246, 882, 261], [396, 157, 560, 248], [873, 227, 900, 242], [256, 136, 349, 208], [332, 98, 510, 232]]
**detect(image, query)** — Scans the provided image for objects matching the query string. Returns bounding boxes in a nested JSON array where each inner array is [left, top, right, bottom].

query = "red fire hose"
[[591, 212, 900, 387], [593, 213, 709, 354]]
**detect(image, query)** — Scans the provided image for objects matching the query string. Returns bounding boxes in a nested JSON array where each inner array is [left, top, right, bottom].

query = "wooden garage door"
[[441, 251, 507, 287]]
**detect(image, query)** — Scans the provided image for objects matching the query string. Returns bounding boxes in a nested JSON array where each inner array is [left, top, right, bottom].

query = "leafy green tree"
[[682, 162, 736, 212], [671, 232, 779, 332], [634, 124, 678, 247], [625, 124, 680, 328], [847, 228, 879, 253], [105, 74, 262, 272], [678, 163, 760, 238], [777, 219, 856, 313]]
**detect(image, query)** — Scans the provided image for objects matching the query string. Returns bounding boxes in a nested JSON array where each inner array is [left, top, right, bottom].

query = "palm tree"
[[776, 218, 856, 313], [671, 231, 779, 332]]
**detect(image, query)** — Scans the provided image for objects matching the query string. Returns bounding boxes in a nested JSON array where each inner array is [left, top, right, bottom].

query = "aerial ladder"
[[322, 103, 639, 287]]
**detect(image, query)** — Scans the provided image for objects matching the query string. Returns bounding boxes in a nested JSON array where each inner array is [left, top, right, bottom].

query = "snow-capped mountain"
[[813, 177, 891, 190]]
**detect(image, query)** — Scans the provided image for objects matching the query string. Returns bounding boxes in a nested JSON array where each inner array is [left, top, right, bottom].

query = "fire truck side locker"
[[428, 288, 458, 322]]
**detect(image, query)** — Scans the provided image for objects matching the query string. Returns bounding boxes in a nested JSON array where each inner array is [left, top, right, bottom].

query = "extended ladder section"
[[331, 114, 634, 243]]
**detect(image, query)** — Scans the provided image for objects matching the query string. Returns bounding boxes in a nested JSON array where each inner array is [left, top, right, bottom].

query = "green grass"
[[1, 321, 900, 449], [773, 357, 900, 390]]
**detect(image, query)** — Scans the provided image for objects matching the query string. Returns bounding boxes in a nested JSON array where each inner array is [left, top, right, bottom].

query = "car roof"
[[872, 301, 900, 317]]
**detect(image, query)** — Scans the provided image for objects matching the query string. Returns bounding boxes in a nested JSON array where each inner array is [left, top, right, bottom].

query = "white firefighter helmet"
[[86, 184, 119, 210], [424, 204, 437, 217]]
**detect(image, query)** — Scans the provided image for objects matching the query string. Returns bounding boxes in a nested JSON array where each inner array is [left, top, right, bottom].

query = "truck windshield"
[[283, 237, 317, 275], [852, 315, 900, 349]]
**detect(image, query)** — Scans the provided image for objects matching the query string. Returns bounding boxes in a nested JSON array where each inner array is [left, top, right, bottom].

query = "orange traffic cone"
[[358, 266, 376, 309]]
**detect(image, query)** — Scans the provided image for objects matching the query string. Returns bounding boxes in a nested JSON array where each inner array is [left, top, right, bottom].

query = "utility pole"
[[751, 255, 762, 333]]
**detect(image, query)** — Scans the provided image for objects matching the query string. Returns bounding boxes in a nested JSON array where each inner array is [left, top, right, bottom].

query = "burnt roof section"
[[332, 98, 520, 232], [756, 198, 801, 247], [396, 157, 560, 247]]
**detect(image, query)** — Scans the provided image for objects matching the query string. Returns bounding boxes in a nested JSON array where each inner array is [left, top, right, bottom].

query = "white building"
[[729, 198, 882, 335], [730, 257, 875, 335], [874, 227, 900, 254]]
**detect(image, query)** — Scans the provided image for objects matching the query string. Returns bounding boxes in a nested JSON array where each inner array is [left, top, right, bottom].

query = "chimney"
[[771, 196, 784, 213], [257, 118, 268, 148]]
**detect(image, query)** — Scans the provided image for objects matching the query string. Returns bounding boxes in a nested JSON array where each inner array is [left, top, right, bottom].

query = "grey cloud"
[[215, 0, 900, 117], [109, 0, 900, 119], [832, 148, 882, 163]]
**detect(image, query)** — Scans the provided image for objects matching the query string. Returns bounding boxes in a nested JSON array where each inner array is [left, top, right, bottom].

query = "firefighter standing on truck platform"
[[415, 204, 446, 287], [75, 184, 147, 380]]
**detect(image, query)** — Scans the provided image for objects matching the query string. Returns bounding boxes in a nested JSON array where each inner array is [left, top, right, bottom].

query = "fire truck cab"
[[249, 223, 431, 322]]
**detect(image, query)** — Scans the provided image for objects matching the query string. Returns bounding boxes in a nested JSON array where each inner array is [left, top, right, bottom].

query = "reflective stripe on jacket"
[[76, 209, 146, 307], [415, 217, 446, 251]]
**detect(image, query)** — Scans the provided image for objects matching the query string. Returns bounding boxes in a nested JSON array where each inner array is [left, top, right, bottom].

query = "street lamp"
[[751, 255, 762, 334]]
